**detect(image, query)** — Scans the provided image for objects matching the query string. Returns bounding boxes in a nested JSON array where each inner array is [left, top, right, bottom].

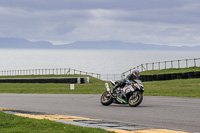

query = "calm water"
[[0, 49, 200, 74]]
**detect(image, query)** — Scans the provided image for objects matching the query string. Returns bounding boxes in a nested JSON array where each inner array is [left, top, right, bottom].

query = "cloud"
[[0, 0, 200, 46]]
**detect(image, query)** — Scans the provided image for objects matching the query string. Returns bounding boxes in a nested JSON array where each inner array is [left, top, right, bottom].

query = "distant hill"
[[58, 40, 200, 51], [0, 38, 200, 50], [0, 38, 53, 49]]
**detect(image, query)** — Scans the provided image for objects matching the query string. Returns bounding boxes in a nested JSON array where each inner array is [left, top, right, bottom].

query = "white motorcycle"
[[100, 80, 144, 107]]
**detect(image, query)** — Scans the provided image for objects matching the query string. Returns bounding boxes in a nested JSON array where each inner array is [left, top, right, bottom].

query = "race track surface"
[[0, 94, 200, 132]]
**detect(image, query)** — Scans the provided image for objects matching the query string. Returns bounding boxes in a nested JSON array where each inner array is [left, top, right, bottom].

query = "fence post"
[[171, 61, 173, 68], [136, 66, 138, 70], [194, 58, 196, 67], [178, 60, 180, 68], [165, 61, 167, 69], [152, 63, 154, 70], [186, 59, 188, 68], [158, 62, 160, 70], [146, 63, 148, 71], [141, 64, 143, 72]]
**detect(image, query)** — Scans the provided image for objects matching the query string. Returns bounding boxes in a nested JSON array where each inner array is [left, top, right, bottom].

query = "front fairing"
[[134, 80, 144, 91]]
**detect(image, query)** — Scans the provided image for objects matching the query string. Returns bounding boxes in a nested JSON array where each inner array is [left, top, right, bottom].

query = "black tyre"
[[128, 92, 143, 107], [101, 91, 113, 106]]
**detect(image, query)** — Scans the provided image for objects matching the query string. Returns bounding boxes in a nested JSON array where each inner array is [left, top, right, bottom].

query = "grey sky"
[[0, 0, 200, 46]]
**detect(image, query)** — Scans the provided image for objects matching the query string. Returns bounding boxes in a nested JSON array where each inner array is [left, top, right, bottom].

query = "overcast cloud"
[[0, 0, 200, 46]]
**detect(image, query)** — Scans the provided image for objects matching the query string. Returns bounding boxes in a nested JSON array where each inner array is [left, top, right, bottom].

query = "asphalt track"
[[0, 94, 200, 132]]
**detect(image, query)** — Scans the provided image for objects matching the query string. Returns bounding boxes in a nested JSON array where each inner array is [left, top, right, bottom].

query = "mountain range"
[[0, 37, 200, 50]]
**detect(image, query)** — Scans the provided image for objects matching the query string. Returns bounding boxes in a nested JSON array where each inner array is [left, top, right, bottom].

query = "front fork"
[[133, 91, 139, 98], [105, 83, 114, 98]]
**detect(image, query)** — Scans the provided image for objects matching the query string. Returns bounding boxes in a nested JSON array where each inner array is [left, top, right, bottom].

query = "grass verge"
[[0, 75, 106, 94], [143, 78, 200, 97], [0, 111, 112, 133], [0, 74, 200, 97]]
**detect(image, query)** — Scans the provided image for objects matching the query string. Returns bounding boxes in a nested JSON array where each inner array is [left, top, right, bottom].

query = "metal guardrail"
[[121, 58, 200, 79]]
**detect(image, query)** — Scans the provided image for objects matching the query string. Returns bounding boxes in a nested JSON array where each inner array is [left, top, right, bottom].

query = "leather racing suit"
[[113, 73, 138, 91]]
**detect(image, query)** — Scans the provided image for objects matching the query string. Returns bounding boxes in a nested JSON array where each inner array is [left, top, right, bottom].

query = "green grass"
[[143, 78, 200, 97], [140, 67, 200, 75], [0, 74, 200, 97], [0, 111, 112, 133], [0, 75, 106, 94], [0, 83, 106, 94], [0, 74, 199, 132]]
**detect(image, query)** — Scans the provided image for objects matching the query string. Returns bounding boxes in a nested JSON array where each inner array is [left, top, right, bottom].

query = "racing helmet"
[[132, 69, 140, 78]]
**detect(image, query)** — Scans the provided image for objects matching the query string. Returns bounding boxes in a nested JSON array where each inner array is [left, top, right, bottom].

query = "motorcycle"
[[100, 80, 144, 107]]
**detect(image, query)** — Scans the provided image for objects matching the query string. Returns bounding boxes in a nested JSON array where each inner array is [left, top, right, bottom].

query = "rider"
[[112, 69, 140, 93]]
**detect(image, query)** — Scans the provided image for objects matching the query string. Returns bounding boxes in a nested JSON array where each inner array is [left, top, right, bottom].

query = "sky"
[[0, 0, 200, 46]]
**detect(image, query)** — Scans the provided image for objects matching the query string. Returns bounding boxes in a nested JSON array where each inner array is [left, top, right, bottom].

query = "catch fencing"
[[121, 58, 200, 79]]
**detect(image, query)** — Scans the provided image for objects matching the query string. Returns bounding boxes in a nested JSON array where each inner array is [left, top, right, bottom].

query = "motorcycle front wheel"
[[100, 91, 113, 106], [128, 92, 143, 107]]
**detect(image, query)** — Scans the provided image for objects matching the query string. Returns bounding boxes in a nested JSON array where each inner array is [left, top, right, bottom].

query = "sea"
[[1, 49, 200, 75]]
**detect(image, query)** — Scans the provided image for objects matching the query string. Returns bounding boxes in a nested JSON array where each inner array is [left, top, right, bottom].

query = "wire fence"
[[0, 68, 101, 79], [0, 68, 122, 81], [121, 58, 200, 79]]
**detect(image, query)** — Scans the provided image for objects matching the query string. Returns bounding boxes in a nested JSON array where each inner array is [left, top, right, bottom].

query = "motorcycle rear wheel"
[[128, 92, 143, 107], [101, 91, 113, 106]]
